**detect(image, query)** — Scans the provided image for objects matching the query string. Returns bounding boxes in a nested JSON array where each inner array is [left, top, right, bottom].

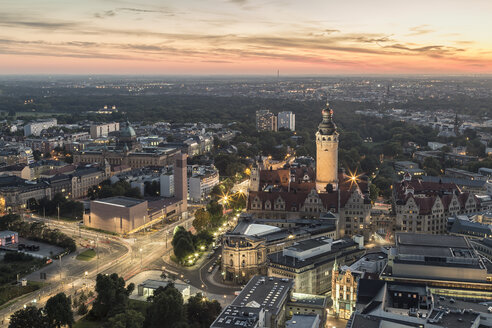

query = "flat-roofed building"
[[84, 196, 148, 234], [381, 233, 492, 299], [285, 314, 320, 328], [268, 236, 364, 294], [90, 122, 120, 139], [211, 276, 294, 328]]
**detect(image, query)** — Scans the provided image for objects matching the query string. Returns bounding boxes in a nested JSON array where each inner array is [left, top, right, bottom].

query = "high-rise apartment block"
[[277, 111, 295, 131], [256, 110, 277, 132], [90, 122, 120, 139], [24, 118, 57, 137]]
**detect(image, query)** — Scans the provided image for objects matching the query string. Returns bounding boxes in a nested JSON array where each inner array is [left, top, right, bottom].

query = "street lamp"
[[139, 248, 143, 269]]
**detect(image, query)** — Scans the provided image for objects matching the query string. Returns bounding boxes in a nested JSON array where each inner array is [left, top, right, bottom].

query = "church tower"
[[316, 102, 339, 192]]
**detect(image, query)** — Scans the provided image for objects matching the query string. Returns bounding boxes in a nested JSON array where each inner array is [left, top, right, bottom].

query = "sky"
[[0, 0, 491, 75]]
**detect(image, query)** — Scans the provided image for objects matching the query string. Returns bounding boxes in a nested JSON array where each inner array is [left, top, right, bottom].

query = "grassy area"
[[76, 249, 96, 261], [0, 281, 43, 307]]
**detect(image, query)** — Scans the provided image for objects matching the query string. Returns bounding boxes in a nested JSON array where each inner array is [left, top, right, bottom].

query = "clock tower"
[[316, 102, 339, 192]]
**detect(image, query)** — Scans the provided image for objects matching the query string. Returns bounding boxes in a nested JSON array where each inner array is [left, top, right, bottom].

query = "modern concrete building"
[[256, 110, 277, 132], [188, 167, 219, 202], [90, 122, 120, 139], [160, 171, 174, 197], [285, 315, 320, 328], [84, 196, 148, 234], [278, 111, 295, 131], [24, 118, 57, 137], [211, 276, 294, 328], [381, 233, 492, 300], [267, 236, 364, 295]]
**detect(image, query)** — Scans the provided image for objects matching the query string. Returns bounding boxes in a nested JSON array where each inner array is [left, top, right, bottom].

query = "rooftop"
[[92, 196, 146, 208], [285, 314, 319, 328], [231, 276, 293, 314]]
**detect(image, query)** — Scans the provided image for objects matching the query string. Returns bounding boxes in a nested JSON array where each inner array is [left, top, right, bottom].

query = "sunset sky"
[[1, 0, 491, 74]]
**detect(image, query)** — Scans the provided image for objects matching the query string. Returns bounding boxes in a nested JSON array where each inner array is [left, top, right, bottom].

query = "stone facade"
[[315, 104, 338, 192]]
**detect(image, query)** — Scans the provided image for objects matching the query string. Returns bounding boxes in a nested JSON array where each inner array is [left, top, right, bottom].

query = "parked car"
[[208, 266, 214, 273]]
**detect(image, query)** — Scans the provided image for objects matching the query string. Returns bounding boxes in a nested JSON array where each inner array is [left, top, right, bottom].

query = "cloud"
[[227, 0, 248, 4], [94, 10, 116, 19], [407, 25, 435, 36], [0, 13, 79, 30]]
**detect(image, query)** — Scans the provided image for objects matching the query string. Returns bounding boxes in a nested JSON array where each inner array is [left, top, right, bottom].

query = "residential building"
[[90, 122, 120, 139], [24, 118, 57, 136], [188, 166, 219, 202], [278, 111, 295, 131], [160, 170, 174, 197], [0, 146, 34, 165], [0, 164, 31, 180], [256, 110, 277, 132]]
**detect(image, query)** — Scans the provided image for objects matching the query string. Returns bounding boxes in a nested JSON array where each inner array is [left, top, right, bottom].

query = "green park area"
[[76, 249, 96, 261]]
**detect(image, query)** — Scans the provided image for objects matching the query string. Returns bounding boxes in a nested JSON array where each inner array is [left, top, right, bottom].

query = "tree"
[[186, 293, 222, 328], [107, 310, 144, 328], [9, 306, 49, 328], [144, 284, 187, 328], [192, 209, 210, 232], [90, 273, 134, 320], [45, 293, 74, 328], [369, 184, 380, 203], [174, 237, 195, 261], [206, 201, 223, 218]]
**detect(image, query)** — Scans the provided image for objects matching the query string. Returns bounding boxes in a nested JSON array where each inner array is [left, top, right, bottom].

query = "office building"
[[381, 233, 492, 299], [211, 276, 294, 328], [267, 236, 364, 295], [278, 111, 295, 131]]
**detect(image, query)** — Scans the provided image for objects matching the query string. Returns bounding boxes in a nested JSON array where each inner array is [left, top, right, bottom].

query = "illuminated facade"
[[315, 103, 338, 192], [331, 261, 358, 319]]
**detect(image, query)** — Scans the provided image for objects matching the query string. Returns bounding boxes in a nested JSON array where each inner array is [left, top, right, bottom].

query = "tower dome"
[[120, 121, 136, 139], [318, 102, 337, 135]]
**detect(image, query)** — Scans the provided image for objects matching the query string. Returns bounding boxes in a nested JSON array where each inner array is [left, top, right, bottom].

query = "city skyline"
[[1, 0, 491, 75]]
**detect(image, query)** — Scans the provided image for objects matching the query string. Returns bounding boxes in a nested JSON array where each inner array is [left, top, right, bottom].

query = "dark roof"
[[93, 196, 145, 207]]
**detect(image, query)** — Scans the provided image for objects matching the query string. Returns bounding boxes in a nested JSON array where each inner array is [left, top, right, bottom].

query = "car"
[[208, 266, 214, 273], [184, 279, 191, 284]]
